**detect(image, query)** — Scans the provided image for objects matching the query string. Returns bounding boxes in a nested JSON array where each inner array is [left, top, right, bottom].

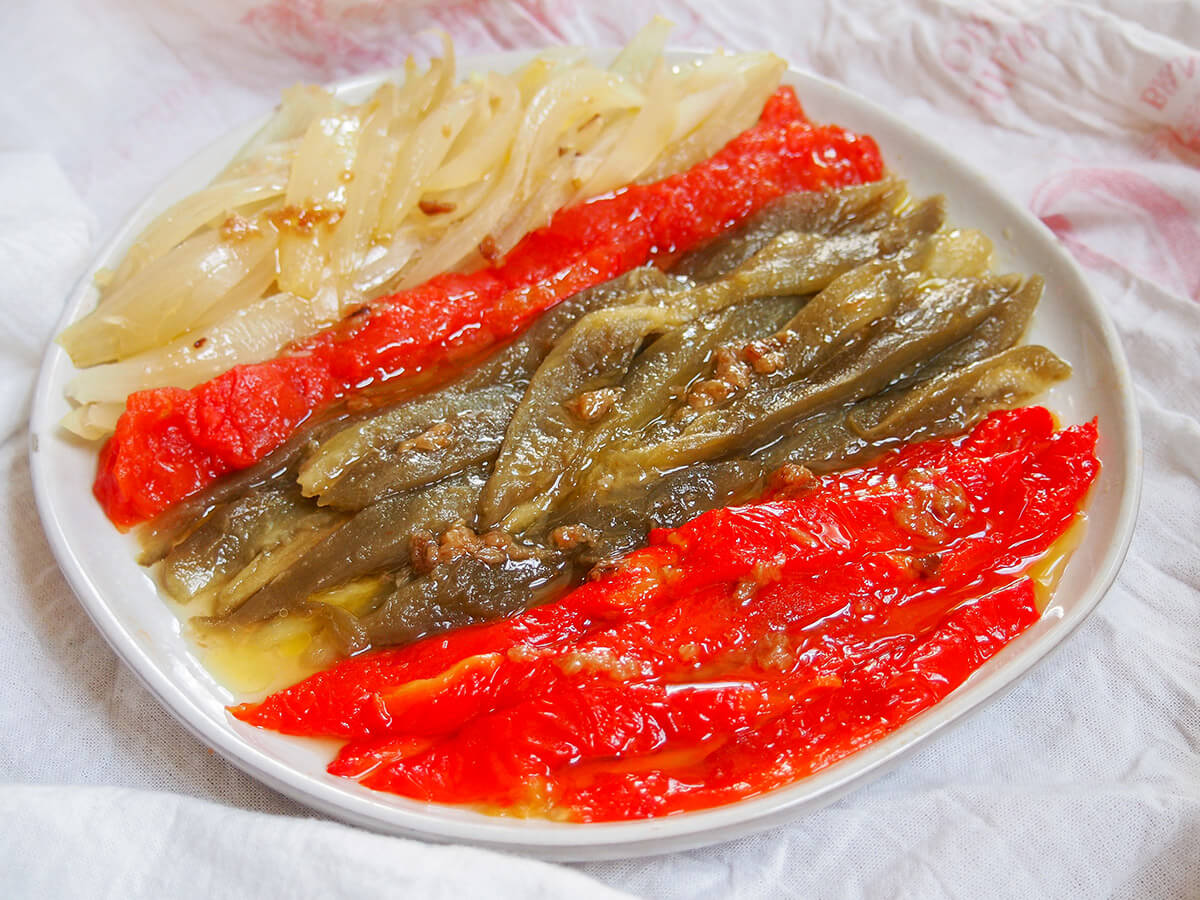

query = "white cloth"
[[0, 785, 630, 898], [2, 0, 1198, 896]]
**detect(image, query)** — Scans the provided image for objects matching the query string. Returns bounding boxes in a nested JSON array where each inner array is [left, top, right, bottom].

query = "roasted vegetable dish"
[[57, 30, 1098, 822]]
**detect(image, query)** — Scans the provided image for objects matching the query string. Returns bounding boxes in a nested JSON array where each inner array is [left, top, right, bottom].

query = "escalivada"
[[80, 63, 1101, 821]]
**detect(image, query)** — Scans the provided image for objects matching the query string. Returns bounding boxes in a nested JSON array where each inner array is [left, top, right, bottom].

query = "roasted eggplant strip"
[[585, 296, 804, 454], [673, 177, 908, 281], [296, 267, 683, 507], [846, 344, 1070, 442], [752, 230, 999, 395], [751, 344, 1063, 472], [618, 275, 1021, 477], [160, 484, 343, 613], [621, 296, 804, 431], [691, 274, 1022, 435], [297, 389, 511, 506], [479, 305, 688, 526], [303, 386, 519, 511], [719, 196, 945, 297], [361, 553, 568, 649], [208, 517, 347, 618], [661, 196, 945, 319], [450, 265, 686, 393], [760, 227, 981, 356], [227, 469, 487, 626], [837, 272, 1042, 431], [369, 459, 758, 646], [502, 296, 803, 532], [915, 273, 1042, 374], [544, 460, 764, 565]]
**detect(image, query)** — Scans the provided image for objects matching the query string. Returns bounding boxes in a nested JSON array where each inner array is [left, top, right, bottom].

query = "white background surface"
[[2, 0, 1198, 896]]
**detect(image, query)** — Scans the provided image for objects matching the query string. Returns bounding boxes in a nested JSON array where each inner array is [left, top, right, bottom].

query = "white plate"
[[30, 51, 1141, 861]]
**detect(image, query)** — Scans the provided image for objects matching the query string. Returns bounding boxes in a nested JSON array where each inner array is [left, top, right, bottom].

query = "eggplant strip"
[[479, 305, 689, 526], [662, 196, 945, 319], [160, 484, 345, 613], [296, 266, 682, 507], [304, 386, 519, 511], [583, 296, 803, 459], [502, 296, 803, 532], [209, 518, 347, 618], [833, 272, 1042, 435], [226, 468, 487, 625], [673, 177, 908, 281], [361, 553, 569, 649], [846, 343, 1070, 442], [614, 275, 1021, 478], [693, 275, 1022, 435], [914, 273, 1042, 374], [543, 460, 764, 565]]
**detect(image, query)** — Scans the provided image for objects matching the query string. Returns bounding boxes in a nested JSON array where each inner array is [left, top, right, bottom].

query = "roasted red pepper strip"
[[360, 678, 776, 806], [355, 579, 1037, 811], [555, 580, 1041, 821], [233, 554, 673, 737], [96, 87, 885, 527], [233, 409, 1099, 820]]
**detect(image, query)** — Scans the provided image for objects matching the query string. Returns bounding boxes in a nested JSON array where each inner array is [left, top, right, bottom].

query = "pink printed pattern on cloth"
[[1032, 168, 1200, 302]]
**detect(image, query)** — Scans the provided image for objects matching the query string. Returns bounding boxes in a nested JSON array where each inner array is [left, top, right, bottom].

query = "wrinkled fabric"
[[1, 0, 1197, 897], [0, 785, 632, 899]]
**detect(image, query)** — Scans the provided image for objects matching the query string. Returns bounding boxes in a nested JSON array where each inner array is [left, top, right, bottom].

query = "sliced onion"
[[59, 23, 787, 437], [65, 291, 338, 411]]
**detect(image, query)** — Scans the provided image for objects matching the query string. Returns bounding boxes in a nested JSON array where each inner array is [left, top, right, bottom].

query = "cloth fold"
[[0, 785, 632, 899], [0, 153, 92, 442], [1, 1, 1197, 897]]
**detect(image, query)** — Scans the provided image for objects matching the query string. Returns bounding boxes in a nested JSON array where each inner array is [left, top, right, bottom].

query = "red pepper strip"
[[361, 678, 778, 805], [347, 474, 1063, 807], [327, 735, 438, 779], [556, 579, 1039, 821], [234, 407, 1094, 740], [97, 87, 886, 527], [355, 577, 1036, 811], [336, 523, 1018, 763], [231, 554, 672, 736]]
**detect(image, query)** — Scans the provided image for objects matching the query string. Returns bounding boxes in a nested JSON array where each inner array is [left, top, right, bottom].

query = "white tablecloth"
[[3, 1, 1198, 896]]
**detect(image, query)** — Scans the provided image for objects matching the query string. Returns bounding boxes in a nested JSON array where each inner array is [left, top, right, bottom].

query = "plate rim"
[[29, 49, 1142, 861]]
